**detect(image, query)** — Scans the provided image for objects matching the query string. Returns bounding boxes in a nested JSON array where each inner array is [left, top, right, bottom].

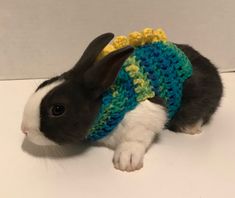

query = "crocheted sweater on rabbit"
[[85, 28, 193, 141]]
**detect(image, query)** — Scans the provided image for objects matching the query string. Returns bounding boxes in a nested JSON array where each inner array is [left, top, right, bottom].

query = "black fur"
[[38, 33, 134, 144], [40, 80, 102, 144], [167, 44, 223, 132], [84, 46, 134, 96], [37, 34, 223, 144], [36, 76, 60, 91], [73, 32, 114, 74]]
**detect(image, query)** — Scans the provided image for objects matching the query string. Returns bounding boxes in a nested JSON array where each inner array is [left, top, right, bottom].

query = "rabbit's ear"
[[84, 46, 134, 96], [72, 33, 114, 73]]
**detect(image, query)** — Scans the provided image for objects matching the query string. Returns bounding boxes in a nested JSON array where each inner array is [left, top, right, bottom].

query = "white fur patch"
[[21, 80, 63, 146], [99, 100, 167, 149], [113, 141, 145, 172], [98, 100, 167, 171], [181, 120, 203, 135]]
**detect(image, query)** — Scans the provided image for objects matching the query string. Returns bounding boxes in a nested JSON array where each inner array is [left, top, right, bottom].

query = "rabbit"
[[21, 30, 223, 172]]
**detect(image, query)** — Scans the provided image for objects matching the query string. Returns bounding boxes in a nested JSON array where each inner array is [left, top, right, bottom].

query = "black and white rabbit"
[[21, 33, 223, 172]]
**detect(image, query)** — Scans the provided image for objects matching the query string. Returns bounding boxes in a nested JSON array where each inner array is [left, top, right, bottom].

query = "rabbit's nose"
[[21, 123, 28, 135]]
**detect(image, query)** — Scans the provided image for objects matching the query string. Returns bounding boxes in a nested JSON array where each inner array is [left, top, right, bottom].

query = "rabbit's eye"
[[50, 104, 65, 117]]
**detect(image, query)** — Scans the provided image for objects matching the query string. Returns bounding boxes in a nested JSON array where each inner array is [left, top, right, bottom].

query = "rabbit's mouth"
[[26, 129, 56, 146], [21, 121, 56, 146]]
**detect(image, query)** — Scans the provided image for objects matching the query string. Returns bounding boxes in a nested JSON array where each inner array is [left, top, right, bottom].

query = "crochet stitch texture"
[[86, 28, 193, 141]]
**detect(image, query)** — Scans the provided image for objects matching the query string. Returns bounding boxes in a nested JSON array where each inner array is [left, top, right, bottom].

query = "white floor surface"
[[0, 73, 234, 198]]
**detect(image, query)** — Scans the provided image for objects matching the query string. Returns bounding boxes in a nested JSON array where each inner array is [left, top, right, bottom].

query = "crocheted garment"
[[85, 28, 193, 141]]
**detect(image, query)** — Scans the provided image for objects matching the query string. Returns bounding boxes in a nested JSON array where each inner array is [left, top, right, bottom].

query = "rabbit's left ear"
[[83, 46, 134, 96], [72, 33, 114, 74]]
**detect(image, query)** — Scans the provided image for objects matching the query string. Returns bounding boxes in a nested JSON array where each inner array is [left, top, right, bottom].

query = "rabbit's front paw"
[[113, 142, 146, 172]]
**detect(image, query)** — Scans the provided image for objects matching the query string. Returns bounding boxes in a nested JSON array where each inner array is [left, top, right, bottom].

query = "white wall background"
[[0, 0, 234, 79]]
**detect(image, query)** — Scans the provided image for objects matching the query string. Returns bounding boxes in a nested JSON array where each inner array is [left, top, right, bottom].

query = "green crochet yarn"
[[85, 41, 192, 141]]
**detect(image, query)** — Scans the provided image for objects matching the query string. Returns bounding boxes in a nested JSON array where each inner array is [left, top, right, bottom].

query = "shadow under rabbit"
[[21, 138, 91, 159]]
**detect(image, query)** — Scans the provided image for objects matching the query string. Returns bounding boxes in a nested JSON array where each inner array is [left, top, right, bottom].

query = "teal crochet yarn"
[[85, 40, 192, 141]]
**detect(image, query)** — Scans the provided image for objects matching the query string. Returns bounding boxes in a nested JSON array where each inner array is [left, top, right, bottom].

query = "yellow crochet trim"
[[124, 57, 155, 102], [98, 27, 167, 59]]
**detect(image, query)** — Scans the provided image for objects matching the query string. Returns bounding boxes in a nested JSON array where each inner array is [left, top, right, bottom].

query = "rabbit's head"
[[21, 33, 134, 145]]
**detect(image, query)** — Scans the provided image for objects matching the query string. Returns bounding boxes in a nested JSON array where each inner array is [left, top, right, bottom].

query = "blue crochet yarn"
[[133, 41, 192, 118], [85, 41, 192, 141]]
